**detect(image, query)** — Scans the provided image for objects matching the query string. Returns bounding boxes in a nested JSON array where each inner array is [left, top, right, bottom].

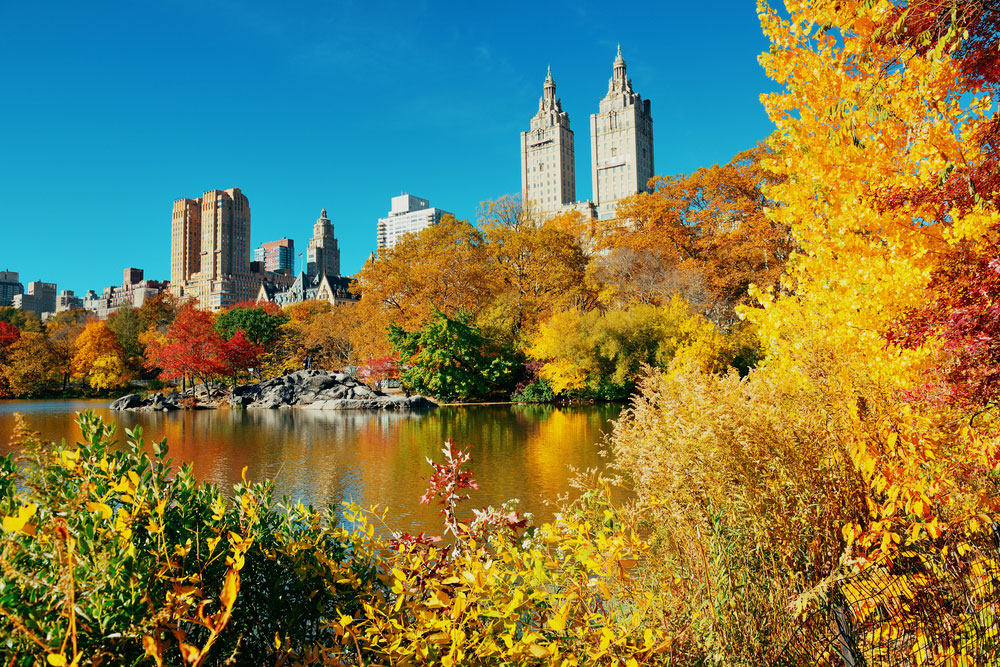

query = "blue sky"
[[0, 0, 778, 295]]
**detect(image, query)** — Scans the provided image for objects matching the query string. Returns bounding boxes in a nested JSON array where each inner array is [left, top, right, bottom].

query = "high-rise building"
[[377, 194, 452, 250], [14, 281, 57, 315], [521, 67, 576, 215], [0, 270, 24, 307], [171, 198, 202, 286], [170, 188, 258, 311], [590, 45, 654, 219], [307, 209, 341, 278], [254, 238, 295, 275]]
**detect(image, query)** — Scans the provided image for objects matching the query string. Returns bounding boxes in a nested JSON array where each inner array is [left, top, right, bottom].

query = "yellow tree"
[[478, 198, 589, 338], [72, 321, 129, 390], [749, 0, 1000, 560], [0, 332, 56, 396]]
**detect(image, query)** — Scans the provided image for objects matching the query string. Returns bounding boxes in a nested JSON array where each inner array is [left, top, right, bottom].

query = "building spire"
[[542, 65, 557, 109], [612, 44, 627, 88]]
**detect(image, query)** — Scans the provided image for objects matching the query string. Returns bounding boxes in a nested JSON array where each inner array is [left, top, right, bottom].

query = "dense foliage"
[[388, 310, 519, 401]]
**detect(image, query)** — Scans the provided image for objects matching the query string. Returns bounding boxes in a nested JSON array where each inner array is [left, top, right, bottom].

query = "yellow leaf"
[[46, 655, 67, 666], [2, 503, 37, 534], [220, 570, 239, 610], [86, 502, 113, 520]]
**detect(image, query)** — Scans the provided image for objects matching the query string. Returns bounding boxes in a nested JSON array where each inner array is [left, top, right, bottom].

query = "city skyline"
[[0, 1, 778, 296]]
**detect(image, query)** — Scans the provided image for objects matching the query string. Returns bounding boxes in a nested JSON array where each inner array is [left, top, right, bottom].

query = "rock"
[[302, 395, 437, 411], [110, 394, 143, 410]]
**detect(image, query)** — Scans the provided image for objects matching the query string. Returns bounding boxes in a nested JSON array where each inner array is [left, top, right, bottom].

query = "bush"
[[0, 413, 681, 666]]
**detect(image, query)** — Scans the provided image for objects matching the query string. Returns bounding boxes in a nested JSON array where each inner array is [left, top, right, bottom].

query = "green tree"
[[106, 304, 144, 373], [215, 305, 288, 346], [388, 310, 519, 401]]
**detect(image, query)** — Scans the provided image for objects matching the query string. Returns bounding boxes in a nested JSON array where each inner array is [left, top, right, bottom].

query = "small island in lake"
[[110, 370, 436, 411]]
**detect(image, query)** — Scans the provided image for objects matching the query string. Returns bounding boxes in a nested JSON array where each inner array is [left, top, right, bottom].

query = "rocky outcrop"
[[227, 370, 386, 409], [111, 370, 437, 411], [110, 392, 181, 411], [302, 395, 437, 411]]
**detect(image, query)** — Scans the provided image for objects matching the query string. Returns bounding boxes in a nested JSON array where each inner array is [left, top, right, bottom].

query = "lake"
[[0, 400, 623, 535]]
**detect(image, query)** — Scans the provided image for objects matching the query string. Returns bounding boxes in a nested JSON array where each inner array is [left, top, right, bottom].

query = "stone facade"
[[307, 209, 341, 278], [55, 290, 83, 313], [255, 271, 356, 309], [377, 194, 452, 250], [590, 45, 654, 219], [520, 67, 576, 215]]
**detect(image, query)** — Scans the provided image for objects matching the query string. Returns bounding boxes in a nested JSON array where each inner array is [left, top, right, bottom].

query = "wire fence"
[[773, 524, 1000, 667]]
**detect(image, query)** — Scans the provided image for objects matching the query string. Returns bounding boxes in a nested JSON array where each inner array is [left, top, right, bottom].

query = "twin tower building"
[[520, 46, 653, 220]]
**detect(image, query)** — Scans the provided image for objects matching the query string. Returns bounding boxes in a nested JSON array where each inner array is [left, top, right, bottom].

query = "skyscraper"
[[307, 209, 341, 278], [170, 188, 256, 311], [520, 67, 576, 214], [590, 45, 654, 219], [171, 198, 201, 286]]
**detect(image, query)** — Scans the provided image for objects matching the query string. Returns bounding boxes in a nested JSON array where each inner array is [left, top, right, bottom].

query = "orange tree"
[[72, 320, 129, 391]]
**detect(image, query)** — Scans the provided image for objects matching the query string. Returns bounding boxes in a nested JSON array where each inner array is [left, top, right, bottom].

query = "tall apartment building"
[[376, 194, 452, 250], [520, 67, 576, 215], [590, 46, 654, 219], [254, 238, 295, 274], [0, 270, 24, 307], [14, 281, 57, 315], [307, 209, 341, 278], [170, 188, 256, 311]]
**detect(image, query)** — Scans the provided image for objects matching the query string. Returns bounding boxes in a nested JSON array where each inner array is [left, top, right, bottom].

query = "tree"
[[1, 332, 55, 396], [479, 199, 590, 336], [136, 292, 178, 333], [887, 242, 1000, 409], [72, 321, 129, 390], [145, 304, 228, 394], [528, 298, 723, 398], [45, 312, 87, 391], [0, 321, 21, 397], [600, 144, 791, 323], [352, 216, 494, 360], [0, 307, 41, 332], [356, 356, 399, 391], [220, 328, 265, 387], [215, 305, 288, 346], [106, 305, 145, 375], [301, 305, 360, 370], [388, 310, 519, 401]]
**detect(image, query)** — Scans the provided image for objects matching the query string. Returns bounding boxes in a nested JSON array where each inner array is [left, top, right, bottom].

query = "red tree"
[[357, 355, 399, 391], [887, 243, 1000, 409], [221, 328, 265, 386], [145, 304, 228, 394]]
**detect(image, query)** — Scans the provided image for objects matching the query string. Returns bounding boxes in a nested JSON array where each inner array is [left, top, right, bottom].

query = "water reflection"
[[0, 400, 622, 534]]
